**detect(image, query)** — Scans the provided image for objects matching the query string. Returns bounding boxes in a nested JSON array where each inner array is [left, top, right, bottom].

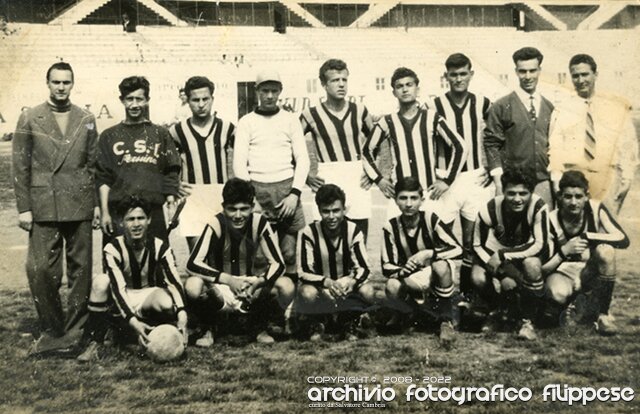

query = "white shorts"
[[312, 161, 372, 220], [126, 287, 162, 318], [403, 260, 456, 290], [438, 168, 495, 223], [179, 184, 224, 237], [555, 261, 586, 282]]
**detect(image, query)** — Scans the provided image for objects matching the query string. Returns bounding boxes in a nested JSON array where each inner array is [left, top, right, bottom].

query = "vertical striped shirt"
[[546, 199, 629, 266], [298, 219, 370, 287], [300, 101, 373, 162], [104, 236, 186, 321], [473, 195, 549, 265], [382, 211, 462, 278], [186, 212, 285, 283], [362, 107, 467, 189], [169, 113, 235, 184], [431, 92, 491, 172]]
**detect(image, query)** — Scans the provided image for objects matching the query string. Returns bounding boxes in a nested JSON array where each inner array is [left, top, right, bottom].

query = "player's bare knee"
[[357, 283, 375, 304], [153, 290, 175, 313], [501, 277, 517, 292], [546, 284, 570, 304], [91, 273, 110, 295], [594, 244, 615, 265], [471, 265, 487, 288], [184, 276, 205, 300], [276, 276, 296, 298], [298, 284, 319, 304], [522, 257, 542, 282], [385, 278, 403, 298]]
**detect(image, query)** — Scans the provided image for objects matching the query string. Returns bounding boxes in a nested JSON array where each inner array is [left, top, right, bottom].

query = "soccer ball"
[[146, 324, 185, 362]]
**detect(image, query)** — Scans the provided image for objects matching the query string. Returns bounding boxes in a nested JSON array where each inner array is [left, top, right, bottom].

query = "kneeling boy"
[[185, 178, 295, 345], [79, 197, 188, 361], [382, 177, 462, 342], [543, 170, 629, 335], [472, 168, 549, 340], [296, 184, 375, 341]]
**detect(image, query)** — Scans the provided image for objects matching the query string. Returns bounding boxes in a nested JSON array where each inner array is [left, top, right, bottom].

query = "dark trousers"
[[26, 220, 92, 336]]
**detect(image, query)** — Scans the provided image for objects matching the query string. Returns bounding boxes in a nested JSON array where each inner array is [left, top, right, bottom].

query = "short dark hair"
[[319, 59, 348, 85], [512, 47, 544, 65], [184, 76, 215, 98], [501, 167, 536, 192], [395, 176, 423, 197], [559, 170, 589, 192], [46, 62, 74, 82], [315, 184, 346, 208], [222, 178, 255, 206], [391, 67, 419, 88], [445, 53, 472, 71], [119, 76, 150, 99], [116, 195, 152, 218], [569, 54, 597, 73]]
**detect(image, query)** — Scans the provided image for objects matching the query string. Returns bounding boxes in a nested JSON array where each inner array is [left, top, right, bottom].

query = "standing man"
[[12, 62, 99, 352], [234, 69, 310, 279], [362, 67, 467, 218], [300, 59, 374, 237], [549, 54, 638, 213], [430, 53, 493, 302], [96, 76, 181, 243], [170, 76, 235, 250], [484, 47, 555, 207]]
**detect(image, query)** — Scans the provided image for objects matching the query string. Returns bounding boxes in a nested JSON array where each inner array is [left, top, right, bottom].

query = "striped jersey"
[[362, 107, 466, 189], [300, 101, 373, 162], [169, 113, 235, 184], [104, 236, 185, 321], [382, 211, 462, 278], [298, 219, 370, 287], [546, 199, 629, 264], [431, 92, 491, 172], [473, 194, 549, 264], [187, 212, 285, 283]]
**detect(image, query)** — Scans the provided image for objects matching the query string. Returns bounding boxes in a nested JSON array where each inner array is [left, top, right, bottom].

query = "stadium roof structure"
[[46, 0, 639, 30]]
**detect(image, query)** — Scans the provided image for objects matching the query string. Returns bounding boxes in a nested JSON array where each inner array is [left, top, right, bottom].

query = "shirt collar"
[[255, 107, 280, 116], [122, 119, 152, 125], [515, 87, 539, 106]]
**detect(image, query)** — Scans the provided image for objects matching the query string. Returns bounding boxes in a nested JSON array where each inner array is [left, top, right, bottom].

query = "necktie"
[[529, 95, 536, 121], [584, 100, 595, 161]]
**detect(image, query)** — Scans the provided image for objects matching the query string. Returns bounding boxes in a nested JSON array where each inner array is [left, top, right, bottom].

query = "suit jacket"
[[12, 102, 98, 221], [484, 91, 554, 181]]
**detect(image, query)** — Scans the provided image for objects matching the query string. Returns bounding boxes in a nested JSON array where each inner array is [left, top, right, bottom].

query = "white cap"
[[255, 69, 282, 87]]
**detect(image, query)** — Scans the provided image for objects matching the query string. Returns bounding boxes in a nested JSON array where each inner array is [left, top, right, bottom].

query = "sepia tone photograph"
[[0, 0, 638, 412]]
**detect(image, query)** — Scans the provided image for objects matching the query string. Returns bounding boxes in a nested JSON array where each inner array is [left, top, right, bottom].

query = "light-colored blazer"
[[12, 102, 98, 221]]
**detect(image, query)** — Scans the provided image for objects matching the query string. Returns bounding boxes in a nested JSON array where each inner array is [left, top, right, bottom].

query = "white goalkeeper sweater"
[[234, 107, 309, 193]]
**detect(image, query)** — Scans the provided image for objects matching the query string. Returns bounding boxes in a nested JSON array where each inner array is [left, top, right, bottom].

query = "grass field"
[[0, 141, 639, 413]]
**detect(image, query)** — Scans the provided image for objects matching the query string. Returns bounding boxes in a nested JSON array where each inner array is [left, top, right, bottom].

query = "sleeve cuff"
[[373, 175, 382, 184], [490, 167, 503, 177], [289, 188, 301, 198], [498, 250, 506, 262]]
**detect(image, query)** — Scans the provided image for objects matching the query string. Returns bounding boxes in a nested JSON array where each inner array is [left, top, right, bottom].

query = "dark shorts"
[[251, 178, 305, 235]]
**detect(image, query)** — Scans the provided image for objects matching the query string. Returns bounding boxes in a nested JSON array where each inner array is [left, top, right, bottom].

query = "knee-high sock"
[[83, 301, 109, 343], [520, 279, 544, 322], [434, 284, 456, 322], [597, 274, 616, 315]]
